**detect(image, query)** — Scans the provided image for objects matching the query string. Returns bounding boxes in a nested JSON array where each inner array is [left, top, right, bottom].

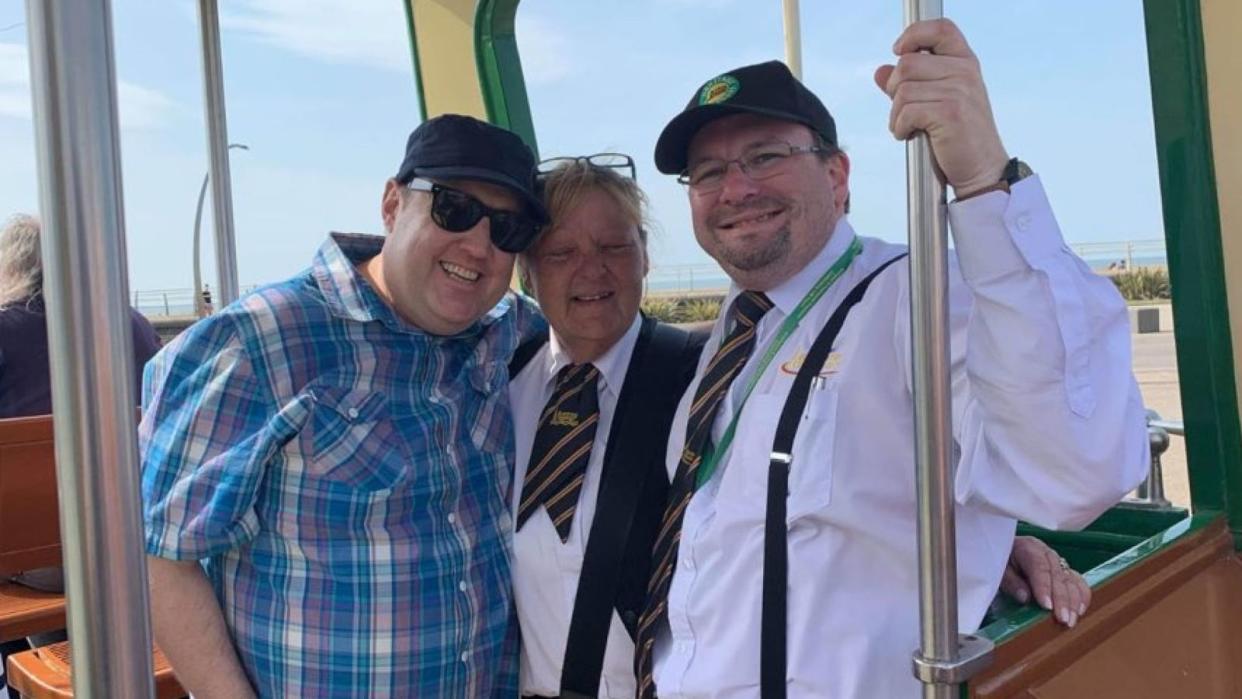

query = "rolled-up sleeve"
[[931, 176, 1148, 530], [140, 316, 279, 560]]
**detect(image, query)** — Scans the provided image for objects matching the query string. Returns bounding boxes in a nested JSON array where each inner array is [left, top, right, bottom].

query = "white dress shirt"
[[510, 315, 644, 698], [652, 177, 1149, 698]]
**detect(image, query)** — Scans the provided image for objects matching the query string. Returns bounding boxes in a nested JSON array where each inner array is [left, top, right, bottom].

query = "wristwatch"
[[1000, 157, 1033, 190], [957, 157, 1032, 201]]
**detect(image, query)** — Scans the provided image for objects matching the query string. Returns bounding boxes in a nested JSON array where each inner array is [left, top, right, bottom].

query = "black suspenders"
[[761, 254, 907, 699]]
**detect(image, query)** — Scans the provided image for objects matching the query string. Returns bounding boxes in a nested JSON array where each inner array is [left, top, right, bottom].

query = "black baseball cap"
[[395, 114, 548, 223], [654, 60, 838, 175]]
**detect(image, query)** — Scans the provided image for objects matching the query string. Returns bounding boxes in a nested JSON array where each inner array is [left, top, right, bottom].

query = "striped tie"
[[635, 290, 773, 698], [517, 363, 601, 542]]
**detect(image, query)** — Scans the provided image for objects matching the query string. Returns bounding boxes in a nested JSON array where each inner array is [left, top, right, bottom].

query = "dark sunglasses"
[[536, 152, 636, 181], [406, 178, 543, 253]]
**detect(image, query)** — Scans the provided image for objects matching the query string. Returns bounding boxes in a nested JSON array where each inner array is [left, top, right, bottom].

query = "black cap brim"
[[654, 103, 826, 175], [410, 164, 548, 223]]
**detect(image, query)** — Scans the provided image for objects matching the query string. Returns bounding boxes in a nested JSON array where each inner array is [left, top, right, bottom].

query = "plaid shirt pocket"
[[304, 385, 410, 492]]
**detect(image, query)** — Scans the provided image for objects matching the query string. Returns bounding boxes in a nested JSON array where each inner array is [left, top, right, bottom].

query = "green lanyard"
[[695, 237, 863, 489]]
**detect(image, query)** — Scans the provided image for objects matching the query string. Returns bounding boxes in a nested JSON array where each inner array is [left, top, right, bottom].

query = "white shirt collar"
[[763, 216, 857, 318], [544, 314, 643, 399]]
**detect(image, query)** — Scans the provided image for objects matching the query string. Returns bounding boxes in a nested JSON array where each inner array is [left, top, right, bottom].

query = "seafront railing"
[[131, 285, 256, 317], [130, 238, 1166, 316]]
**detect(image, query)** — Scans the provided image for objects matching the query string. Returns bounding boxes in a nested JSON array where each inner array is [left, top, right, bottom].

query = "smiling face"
[[370, 177, 519, 335], [686, 113, 850, 291], [522, 186, 648, 364]]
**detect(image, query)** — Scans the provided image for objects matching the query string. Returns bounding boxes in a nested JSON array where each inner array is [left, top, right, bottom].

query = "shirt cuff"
[[948, 174, 1069, 282]]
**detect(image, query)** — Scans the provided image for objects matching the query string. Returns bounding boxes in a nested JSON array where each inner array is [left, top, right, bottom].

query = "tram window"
[[517, 0, 1185, 506], [0, 2, 420, 315]]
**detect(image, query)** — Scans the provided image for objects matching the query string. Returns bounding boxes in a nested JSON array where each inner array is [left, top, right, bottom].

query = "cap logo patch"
[[698, 75, 740, 105]]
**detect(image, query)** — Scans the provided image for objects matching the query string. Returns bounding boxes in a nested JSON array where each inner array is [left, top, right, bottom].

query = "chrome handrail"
[[1148, 418, 1184, 436], [904, 2, 992, 697], [23, 0, 155, 695]]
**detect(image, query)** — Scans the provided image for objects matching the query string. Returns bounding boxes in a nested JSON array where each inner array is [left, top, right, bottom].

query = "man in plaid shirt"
[[139, 115, 547, 698]]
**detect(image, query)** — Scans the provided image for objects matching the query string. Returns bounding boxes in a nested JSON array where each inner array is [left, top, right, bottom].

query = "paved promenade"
[[1132, 329, 1187, 507]]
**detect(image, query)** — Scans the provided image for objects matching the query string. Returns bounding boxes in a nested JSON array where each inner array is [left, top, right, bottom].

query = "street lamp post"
[[192, 142, 247, 317]]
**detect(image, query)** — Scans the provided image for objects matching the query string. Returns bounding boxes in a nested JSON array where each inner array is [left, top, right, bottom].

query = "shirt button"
[[459, 580, 468, 592], [1014, 213, 1032, 232], [681, 558, 694, 571], [460, 651, 470, 663], [447, 513, 456, 524], [346, 407, 360, 419]]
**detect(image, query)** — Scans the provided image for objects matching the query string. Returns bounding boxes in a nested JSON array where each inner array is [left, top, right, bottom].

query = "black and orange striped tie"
[[635, 290, 773, 698], [516, 363, 601, 542]]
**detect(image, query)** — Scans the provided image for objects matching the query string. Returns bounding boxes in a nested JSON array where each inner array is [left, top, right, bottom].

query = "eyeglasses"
[[537, 153, 636, 181], [677, 141, 829, 192], [405, 178, 543, 253]]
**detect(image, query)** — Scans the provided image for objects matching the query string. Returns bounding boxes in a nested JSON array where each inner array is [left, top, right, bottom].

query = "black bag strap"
[[560, 317, 701, 699], [761, 254, 907, 699], [509, 327, 550, 379]]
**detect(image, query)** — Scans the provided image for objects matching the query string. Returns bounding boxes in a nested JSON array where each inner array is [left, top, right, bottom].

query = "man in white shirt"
[[634, 19, 1147, 699]]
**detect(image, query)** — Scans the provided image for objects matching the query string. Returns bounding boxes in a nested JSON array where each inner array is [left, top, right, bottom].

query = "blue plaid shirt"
[[140, 233, 541, 697]]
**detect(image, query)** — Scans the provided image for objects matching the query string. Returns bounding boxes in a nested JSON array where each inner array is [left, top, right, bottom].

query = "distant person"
[[0, 213, 162, 420], [200, 284, 214, 316], [0, 212, 162, 688], [140, 115, 548, 698]]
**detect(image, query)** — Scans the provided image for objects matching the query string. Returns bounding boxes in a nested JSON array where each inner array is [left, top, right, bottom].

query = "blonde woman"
[[0, 213, 162, 418]]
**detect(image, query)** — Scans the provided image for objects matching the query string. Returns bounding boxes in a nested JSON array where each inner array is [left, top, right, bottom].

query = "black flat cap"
[[395, 114, 547, 222]]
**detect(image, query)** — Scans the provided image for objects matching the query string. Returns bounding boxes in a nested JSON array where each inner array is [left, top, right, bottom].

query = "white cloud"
[[117, 82, 178, 130], [218, 0, 411, 72], [216, 1, 577, 87], [0, 42, 177, 129], [514, 13, 575, 86]]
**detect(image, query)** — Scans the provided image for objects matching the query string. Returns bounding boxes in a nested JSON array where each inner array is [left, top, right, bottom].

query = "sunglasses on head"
[[405, 178, 543, 253], [537, 153, 637, 181]]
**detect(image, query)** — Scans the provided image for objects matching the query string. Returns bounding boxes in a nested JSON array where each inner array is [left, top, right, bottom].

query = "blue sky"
[[0, 1, 1163, 295]]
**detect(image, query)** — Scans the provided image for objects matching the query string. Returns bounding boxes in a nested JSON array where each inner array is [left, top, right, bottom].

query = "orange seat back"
[[0, 415, 62, 576]]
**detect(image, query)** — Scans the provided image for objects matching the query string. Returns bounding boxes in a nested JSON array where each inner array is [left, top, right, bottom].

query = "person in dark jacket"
[[0, 213, 162, 419]]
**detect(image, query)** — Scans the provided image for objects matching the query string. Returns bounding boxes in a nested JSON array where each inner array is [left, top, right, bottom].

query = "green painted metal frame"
[[401, 1, 429, 121], [474, 0, 539, 155], [1143, 0, 1242, 548], [398, 0, 534, 145]]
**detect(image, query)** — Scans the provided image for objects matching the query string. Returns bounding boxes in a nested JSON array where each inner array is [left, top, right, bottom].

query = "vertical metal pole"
[[782, 0, 803, 80], [197, 0, 240, 306], [22, 1, 156, 697], [902, 1, 959, 698]]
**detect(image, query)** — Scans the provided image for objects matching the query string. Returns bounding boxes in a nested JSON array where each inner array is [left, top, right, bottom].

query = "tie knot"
[[731, 290, 773, 328], [556, 362, 598, 391]]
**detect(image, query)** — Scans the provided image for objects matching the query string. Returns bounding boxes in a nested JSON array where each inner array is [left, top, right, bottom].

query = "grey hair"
[[0, 214, 43, 309]]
